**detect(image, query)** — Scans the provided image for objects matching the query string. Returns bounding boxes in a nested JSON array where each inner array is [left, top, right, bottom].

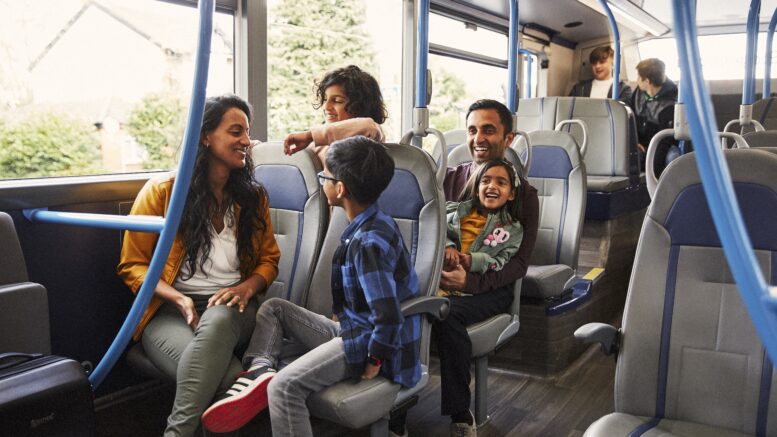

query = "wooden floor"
[[402, 346, 615, 437], [96, 343, 616, 437]]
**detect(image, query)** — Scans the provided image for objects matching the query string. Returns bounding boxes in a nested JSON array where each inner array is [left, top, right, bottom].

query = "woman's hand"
[[207, 274, 266, 313], [176, 295, 200, 330], [362, 362, 381, 380], [283, 131, 314, 155]]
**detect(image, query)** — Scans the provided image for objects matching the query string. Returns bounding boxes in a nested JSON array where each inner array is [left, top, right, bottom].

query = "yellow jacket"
[[117, 173, 280, 341]]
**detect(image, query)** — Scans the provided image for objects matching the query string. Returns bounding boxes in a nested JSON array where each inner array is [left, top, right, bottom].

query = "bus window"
[[427, 13, 508, 135], [0, 0, 235, 180], [639, 33, 777, 81], [266, 0, 403, 142]]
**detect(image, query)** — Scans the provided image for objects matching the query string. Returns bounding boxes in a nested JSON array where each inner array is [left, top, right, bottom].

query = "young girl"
[[440, 158, 524, 297], [282, 65, 387, 164]]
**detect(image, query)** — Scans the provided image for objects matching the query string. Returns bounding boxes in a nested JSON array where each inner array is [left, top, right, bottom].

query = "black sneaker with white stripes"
[[201, 365, 276, 433]]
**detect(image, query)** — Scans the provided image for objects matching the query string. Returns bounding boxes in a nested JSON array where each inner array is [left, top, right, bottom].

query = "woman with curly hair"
[[283, 65, 387, 163], [117, 94, 280, 437]]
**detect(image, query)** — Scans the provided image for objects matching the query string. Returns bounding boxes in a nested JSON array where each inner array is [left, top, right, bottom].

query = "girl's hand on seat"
[[283, 131, 314, 155]]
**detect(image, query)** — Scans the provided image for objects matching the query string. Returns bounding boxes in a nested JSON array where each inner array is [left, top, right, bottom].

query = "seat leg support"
[[474, 355, 490, 426], [369, 417, 389, 437]]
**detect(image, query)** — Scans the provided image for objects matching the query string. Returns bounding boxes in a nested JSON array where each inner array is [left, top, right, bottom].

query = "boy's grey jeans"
[[243, 297, 351, 437]]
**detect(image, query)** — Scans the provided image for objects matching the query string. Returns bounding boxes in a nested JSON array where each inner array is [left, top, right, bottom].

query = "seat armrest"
[[401, 296, 450, 321], [574, 322, 619, 356]]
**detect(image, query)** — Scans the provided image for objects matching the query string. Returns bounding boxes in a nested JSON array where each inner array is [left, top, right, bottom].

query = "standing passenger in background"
[[630, 58, 679, 174], [569, 45, 632, 104], [117, 95, 280, 437], [283, 65, 386, 164]]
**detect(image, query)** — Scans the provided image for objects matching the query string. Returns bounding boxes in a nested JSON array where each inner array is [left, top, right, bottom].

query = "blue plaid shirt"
[[331, 204, 422, 388]]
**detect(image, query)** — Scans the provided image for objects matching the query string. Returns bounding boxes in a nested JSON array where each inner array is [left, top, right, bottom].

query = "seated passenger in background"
[[283, 65, 386, 164], [201, 137, 422, 437], [569, 45, 632, 104], [630, 57, 679, 174], [440, 159, 524, 298], [116, 94, 280, 437]]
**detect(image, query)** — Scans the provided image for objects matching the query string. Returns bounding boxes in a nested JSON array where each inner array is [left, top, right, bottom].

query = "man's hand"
[[439, 264, 467, 291], [637, 143, 646, 153], [283, 131, 314, 155]]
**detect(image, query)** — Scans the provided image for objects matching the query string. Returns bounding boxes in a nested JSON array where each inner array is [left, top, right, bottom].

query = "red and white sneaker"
[[201, 366, 276, 433]]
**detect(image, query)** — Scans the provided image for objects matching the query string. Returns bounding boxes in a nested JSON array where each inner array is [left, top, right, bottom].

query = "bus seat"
[[126, 142, 327, 383], [520, 130, 586, 300], [753, 97, 777, 131], [554, 98, 637, 193], [0, 212, 51, 354], [515, 97, 559, 132], [578, 149, 777, 437], [303, 143, 448, 434], [252, 141, 327, 305], [743, 130, 777, 148], [446, 144, 526, 425]]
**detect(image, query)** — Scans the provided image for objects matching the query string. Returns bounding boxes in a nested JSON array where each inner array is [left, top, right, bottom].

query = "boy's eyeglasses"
[[317, 171, 339, 186]]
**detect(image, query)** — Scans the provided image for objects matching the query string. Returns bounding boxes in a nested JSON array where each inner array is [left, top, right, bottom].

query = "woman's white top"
[[174, 206, 241, 295]]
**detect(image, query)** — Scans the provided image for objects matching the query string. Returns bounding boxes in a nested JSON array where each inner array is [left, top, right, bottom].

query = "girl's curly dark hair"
[[314, 65, 387, 124], [179, 94, 267, 280]]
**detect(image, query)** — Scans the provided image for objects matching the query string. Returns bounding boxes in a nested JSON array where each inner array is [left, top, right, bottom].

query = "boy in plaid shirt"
[[202, 136, 421, 436]]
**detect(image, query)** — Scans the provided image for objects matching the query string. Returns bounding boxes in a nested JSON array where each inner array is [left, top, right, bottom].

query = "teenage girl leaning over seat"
[[116, 94, 280, 437], [283, 64, 387, 164]]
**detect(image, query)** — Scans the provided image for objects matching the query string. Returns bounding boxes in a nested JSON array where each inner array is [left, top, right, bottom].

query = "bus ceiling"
[[431, 0, 777, 44]]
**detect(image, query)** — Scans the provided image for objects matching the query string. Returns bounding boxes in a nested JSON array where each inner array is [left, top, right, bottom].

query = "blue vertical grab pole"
[[598, 0, 620, 101], [411, 0, 430, 139], [519, 48, 534, 99], [765, 8, 777, 97], [744, 0, 761, 105], [672, 0, 777, 364], [88, 0, 215, 388], [415, 0, 430, 109], [507, 0, 520, 113]]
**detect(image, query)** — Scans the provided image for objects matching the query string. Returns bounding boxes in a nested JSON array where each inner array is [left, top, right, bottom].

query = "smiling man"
[[429, 99, 539, 436], [569, 45, 632, 104]]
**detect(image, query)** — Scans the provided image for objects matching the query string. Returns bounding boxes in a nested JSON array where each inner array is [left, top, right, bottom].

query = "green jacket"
[[446, 199, 524, 274]]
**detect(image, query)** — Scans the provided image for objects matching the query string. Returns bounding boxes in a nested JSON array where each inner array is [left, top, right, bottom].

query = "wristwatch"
[[367, 354, 382, 366]]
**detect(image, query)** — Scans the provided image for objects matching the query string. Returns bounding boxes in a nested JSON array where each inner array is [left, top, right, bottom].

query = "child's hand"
[[458, 253, 472, 271], [444, 247, 459, 270], [283, 131, 314, 155], [362, 363, 381, 380]]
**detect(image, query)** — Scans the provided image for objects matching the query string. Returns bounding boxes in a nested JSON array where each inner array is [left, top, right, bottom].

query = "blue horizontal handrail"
[[507, 0, 520, 112], [23, 209, 164, 233], [86, 0, 215, 388], [672, 0, 777, 364], [598, 0, 621, 101], [765, 7, 777, 97]]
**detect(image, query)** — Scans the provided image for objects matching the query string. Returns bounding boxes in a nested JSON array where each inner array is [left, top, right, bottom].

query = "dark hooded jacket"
[[630, 78, 678, 147]]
